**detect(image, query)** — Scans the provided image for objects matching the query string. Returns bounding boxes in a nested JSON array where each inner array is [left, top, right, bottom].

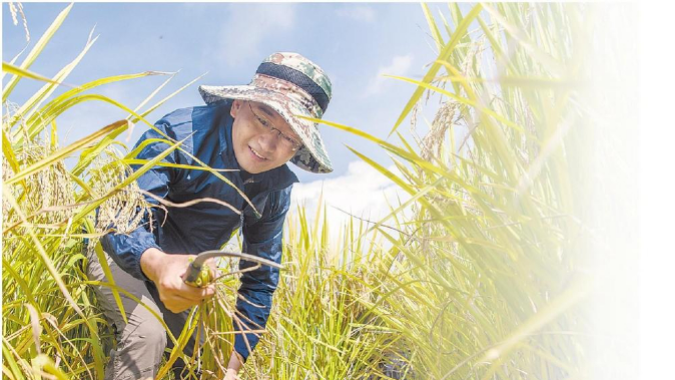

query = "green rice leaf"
[[5, 120, 127, 186], [1, 62, 67, 87], [422, 3, 445, 51], [133, 71, 208, 122], [32, 354, 70, 380], [384, 74, 531, 138], [390, 3, 483, 136], [121, 159, 237, 173], [2, 3, 73, 102], [69, 134, 188, 223], [481, 3, 565, 77], [2, 129, 20, 174], [8, 30, 98, 130]]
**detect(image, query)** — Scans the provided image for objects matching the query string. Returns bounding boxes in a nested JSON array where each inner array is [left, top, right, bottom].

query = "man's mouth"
[[249, 146, 268, 161]]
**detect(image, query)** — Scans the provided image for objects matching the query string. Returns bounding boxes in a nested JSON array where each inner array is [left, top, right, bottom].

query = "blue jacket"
[[100, 99, 298, 361]]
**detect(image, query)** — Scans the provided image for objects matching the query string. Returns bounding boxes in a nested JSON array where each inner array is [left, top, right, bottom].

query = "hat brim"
[[199, 85, 333, 174]]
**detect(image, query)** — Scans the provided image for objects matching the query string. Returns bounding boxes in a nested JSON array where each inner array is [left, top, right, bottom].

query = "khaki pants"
[[86, 249, 200, 379]]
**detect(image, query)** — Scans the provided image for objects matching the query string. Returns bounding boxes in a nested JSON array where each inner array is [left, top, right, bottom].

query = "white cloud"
[[289, 160, 413, 251], [217, 4, 297, 67], [363, 54, 414, 97], [336, 5, 375, 23]]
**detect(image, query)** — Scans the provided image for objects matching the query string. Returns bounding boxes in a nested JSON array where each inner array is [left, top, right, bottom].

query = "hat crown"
[[256, 52, 332, 114]]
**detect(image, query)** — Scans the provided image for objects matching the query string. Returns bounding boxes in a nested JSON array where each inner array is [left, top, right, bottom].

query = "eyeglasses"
[[247, 102, 303, 152]]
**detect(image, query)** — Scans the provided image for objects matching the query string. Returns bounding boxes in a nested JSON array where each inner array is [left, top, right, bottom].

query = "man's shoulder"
[[157, 106, 195, 128], [157, 104, 222, 129], [134, 103, 228, 154], [149, 106, 199, 142], [149, 102, 230, 139]]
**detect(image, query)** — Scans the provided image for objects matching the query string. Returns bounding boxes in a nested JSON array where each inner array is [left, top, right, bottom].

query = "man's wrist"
[[140, 247, 165, 283], [227, 350, 243, 372]]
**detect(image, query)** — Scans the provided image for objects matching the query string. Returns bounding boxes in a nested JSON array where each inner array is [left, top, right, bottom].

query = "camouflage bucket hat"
[[199, 52, 333, 173]]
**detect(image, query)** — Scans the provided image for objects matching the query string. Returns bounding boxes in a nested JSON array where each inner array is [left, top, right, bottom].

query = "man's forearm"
[[99, 218, 162, 282]]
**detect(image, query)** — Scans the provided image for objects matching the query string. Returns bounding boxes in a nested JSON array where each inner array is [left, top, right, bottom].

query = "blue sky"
[[3, 2, 467, 245], [2, 2, 450, 183]]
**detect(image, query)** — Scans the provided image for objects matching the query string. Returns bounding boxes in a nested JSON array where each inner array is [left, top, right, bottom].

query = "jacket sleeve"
[[99, 121, 179, 281], [234, 185, 292, 361]]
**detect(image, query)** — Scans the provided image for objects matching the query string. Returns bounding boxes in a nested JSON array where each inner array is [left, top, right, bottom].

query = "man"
[[88, 52, 333, 379]]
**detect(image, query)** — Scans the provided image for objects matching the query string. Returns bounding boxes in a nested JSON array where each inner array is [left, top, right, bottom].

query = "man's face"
[[230, 100, 301, 174]]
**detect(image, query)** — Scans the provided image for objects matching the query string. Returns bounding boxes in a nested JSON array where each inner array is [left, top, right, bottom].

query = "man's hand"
[[140, 248, 216, 313], [224, 368, 239, 380]]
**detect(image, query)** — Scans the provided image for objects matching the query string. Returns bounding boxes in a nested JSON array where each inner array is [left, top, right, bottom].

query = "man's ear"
[[230, 100, 242, 118]]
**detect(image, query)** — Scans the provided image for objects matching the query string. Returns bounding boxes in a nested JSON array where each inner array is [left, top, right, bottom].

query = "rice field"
[[2, 3, 637, 379]]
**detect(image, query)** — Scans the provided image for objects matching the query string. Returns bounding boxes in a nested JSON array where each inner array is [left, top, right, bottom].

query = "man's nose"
[[258, 131, 279, 152]]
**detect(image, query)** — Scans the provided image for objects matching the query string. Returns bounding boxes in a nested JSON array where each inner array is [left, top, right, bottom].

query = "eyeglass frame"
[[246, 101, 303, 152]]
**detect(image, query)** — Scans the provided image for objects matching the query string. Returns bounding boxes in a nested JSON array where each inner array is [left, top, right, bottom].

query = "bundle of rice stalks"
[[290, 3, 637, 379], [2, 4, 202, 378]]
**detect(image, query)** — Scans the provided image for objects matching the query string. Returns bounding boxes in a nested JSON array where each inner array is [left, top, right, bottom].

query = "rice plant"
[[284, 3, 634, 379], [2, 4, 207, 378], [4, 2, 635, 379]]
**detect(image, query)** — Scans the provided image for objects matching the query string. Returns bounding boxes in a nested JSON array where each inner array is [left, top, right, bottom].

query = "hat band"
[[256, 62, 330, 113], [251, 74, 324, 118]]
